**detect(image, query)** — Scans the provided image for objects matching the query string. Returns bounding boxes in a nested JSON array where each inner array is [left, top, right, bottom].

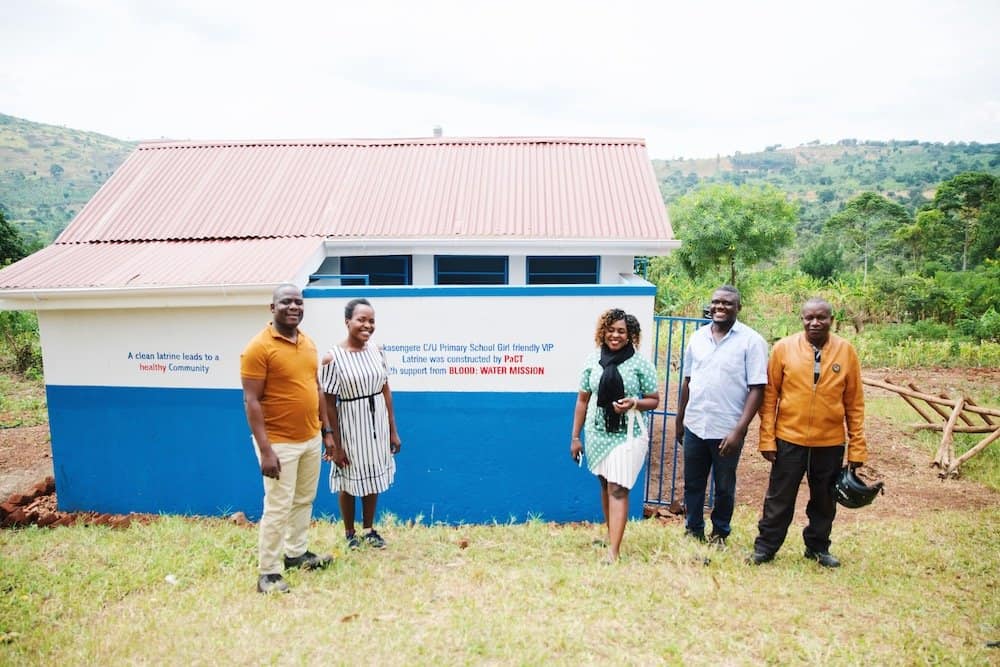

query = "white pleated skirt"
[[591, 436, 649, 490]]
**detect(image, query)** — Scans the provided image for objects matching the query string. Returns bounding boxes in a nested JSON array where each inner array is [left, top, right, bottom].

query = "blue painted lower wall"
[[45, 386, 645, 523]]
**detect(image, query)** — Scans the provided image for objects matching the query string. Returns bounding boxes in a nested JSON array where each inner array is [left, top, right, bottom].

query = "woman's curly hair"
[[593, 308, 641, 347]]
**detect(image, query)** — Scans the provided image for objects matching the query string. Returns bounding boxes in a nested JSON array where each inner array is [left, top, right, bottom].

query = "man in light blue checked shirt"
[[675, 285, 769, 547]]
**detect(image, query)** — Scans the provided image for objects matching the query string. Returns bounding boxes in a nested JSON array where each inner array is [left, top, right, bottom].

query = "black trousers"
[[754, 439, 844, 556]]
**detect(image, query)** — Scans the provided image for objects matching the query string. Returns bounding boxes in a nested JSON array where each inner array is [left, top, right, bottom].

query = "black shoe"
[[363, 529, 386, 549], [804, 549, 840, 568], [257, 573, 290, 594], [745, 550, 774, 565], [346, 533, 361, 550], [684, 529, 706, 543], [283, 550, 333, 570], [707, 533, 728, 550]]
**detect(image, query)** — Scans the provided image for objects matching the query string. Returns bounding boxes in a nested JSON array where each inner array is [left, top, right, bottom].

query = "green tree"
[[0, 209, 27, 266], [932, 172, 999, 270], [972, 198, 1000, 264], [670, 184, 797, 286], [800, 237, 845, 282], [825, 192, 910, 284], [895, 209, 952, 272]]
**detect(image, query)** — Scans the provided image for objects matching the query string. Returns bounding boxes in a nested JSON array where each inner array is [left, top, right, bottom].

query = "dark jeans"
[[683, 427, 743, 538], [754, 439, 844, 556]]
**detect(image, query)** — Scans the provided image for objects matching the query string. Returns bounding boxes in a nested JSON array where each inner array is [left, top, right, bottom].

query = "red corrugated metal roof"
[[0, 238, 323, 290], [0, 136, 674, 293], [56, 137, 672, 243]]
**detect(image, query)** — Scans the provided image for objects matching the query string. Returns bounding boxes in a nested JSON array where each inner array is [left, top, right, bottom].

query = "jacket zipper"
[[805, 339, 818, 445]]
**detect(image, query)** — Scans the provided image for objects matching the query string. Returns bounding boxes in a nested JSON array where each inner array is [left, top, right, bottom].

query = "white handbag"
[[621, 408, 650, 487], [627, 407, 649, 447]]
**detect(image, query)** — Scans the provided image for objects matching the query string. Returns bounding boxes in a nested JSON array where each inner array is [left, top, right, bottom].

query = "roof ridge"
[[137, 136, 647, 150]]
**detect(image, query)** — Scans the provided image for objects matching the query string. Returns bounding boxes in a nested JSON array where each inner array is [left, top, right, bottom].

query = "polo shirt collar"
[[268, 322, 300, 345]]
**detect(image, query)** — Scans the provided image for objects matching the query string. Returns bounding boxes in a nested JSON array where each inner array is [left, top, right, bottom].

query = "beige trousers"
[[254, 434, 321, 575]]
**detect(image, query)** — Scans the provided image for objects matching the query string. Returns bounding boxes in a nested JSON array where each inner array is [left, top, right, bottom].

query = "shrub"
[[0, 311, 42, 377], [980, 307, 1000, 342], [910, 319, 951, 340]]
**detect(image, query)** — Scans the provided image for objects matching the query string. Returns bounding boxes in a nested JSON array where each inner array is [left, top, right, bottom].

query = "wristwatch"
[[321, 427, 335, 437]]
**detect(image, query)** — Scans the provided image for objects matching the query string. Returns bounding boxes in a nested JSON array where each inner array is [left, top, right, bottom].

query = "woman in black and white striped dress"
[[321, 298, 401, 549]]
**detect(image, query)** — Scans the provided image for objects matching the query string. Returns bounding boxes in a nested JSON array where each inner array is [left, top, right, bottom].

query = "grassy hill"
[[654, 139, 1000, 239], [0, 113, 135, 247], [1, 111, 998, 250]]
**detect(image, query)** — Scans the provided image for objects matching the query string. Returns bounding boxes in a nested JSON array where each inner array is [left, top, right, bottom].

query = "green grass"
[[852, 334, 1000, 369], [1, 509, 998, 665], [0, 373, 46, 428]]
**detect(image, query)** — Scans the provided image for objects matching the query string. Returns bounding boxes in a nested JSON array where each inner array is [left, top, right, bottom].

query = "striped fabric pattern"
[[320, 345, 396, 496]]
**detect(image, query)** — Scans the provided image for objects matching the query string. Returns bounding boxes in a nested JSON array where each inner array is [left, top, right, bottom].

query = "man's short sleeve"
[[240, 337, 268, 380], [746, 334, 769, 386]]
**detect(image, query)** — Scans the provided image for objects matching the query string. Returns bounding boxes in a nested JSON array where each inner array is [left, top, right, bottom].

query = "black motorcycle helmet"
[[833, 466, 884, 509]]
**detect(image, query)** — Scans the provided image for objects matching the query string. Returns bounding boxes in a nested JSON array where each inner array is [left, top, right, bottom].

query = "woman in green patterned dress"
[[570, 308, 660, 562]]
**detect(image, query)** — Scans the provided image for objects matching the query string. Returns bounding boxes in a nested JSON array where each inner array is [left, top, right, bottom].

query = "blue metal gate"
[[644, 315, 709, 507]]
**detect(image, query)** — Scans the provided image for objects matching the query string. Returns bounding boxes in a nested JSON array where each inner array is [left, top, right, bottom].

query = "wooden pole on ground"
[[911, 424, 997, 433], [933, 397, 966, 470], [899, 392, 938, 423], [942, 392, 976, 426], [863, 376, 1000, 478], [913, 383, 953, 421], [863, 378, 1000, 419], [964, 397, 995, 426], [944, 427, 1000, 478]]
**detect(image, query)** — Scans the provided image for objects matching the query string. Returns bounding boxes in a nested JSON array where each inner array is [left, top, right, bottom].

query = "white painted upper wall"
[[39, 291, 656, 394]]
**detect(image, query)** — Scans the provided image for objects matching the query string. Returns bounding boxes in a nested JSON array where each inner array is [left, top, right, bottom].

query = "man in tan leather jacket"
[[748, 297, 867, 568]]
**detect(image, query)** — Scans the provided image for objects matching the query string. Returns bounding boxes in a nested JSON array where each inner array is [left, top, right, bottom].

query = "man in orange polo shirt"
[[241, 284, 339, 593]]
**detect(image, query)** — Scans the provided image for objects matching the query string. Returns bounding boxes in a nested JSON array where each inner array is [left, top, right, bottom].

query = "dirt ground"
[[0, 425, 52, 501], [2, 368, 999, 526]]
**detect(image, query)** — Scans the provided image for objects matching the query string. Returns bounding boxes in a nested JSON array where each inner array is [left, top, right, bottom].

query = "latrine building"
[[0, 136, 677, 522]]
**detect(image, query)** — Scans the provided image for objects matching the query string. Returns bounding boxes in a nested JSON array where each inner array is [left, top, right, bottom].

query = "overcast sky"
[[2, 0, 998, 159]]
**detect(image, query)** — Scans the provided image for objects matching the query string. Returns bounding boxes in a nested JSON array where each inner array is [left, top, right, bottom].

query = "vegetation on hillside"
[[0, 113, 135, 247], [652, 165, 1000, 365], [654, 139, 1000, 247]]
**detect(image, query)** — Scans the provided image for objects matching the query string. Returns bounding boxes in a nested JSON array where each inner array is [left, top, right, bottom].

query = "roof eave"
[[0, 283, 281, 311]]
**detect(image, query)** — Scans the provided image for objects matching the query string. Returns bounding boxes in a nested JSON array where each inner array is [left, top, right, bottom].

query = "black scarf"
[[597, 342, 635, 433]]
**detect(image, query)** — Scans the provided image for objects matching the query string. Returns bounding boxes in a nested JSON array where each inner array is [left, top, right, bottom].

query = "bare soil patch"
[[0, 425, 52, 501]]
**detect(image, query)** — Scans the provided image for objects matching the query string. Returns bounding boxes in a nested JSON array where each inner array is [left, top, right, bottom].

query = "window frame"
[[339, 255, 412, 286], [526, 255, 601, 285], [434, 255, 509, 285]]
